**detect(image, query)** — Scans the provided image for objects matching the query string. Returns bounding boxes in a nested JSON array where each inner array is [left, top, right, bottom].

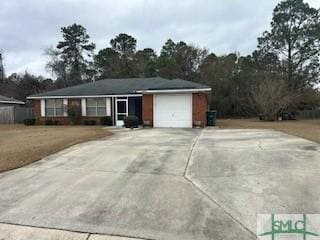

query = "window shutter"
[[106, 98, 111, 116], [40, 99, 45, 117], [81, 98, 86, 116]]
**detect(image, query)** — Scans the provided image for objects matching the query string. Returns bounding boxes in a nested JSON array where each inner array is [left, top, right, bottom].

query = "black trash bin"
[[206, 111, 216, 126]]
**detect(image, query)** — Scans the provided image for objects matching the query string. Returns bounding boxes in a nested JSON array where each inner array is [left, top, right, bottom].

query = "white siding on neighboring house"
[[40, 99, 45, 117], [81, 98, 86, 116]]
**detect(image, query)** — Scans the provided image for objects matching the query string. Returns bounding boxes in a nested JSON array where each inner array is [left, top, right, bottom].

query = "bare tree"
[[250, 73, 297, 121], [45, 47, 67, 82]]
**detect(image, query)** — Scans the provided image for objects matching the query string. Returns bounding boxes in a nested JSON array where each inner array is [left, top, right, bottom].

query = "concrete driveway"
[[0, 128, 319, 240]]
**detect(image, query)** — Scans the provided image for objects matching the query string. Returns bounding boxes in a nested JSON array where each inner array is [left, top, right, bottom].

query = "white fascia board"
[[27, 94, 142, 100], [135, 88, 212, 94], [0, 100, 25, 104]]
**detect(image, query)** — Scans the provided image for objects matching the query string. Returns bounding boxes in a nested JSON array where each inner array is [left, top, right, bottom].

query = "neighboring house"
[[0, 95, 27, 124], [27, 77, 211, 128], [0, 95, 25, 106]]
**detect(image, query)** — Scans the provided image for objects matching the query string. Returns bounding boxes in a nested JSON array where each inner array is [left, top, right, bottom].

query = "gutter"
[[27, 94, 143, 100], [0, 100, 25, 104], [135, 88, 212, 94]]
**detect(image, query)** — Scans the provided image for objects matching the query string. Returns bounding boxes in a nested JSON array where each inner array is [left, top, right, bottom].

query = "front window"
[[45, 99, 64, 116], [86, 98, 106, 116]]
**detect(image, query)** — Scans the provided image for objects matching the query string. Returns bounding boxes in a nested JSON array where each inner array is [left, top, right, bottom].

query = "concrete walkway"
[[0, 128, 319, 239]]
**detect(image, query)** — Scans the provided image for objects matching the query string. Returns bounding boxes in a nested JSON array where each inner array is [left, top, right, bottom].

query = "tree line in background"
[[0, 0, 319, 119]]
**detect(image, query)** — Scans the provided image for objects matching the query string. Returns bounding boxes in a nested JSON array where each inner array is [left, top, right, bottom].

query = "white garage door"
[[154, 94, 192, 128]]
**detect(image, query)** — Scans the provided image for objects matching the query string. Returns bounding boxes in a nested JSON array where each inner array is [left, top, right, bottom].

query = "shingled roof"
[[0, 95, 25, 104], [28, 77, 211, 98]]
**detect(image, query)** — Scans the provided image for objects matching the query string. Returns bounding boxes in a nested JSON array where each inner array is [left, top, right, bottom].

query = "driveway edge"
[[0, 222, 152, 240]]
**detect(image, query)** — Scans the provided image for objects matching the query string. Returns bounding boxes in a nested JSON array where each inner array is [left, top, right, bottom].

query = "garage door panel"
[[154, 94, 192, 128]]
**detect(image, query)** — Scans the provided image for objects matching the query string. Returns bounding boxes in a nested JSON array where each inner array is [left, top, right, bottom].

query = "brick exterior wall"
[[142, 94, 153, 127], [192, 93, 208, 127], [33, 99, 102, 125], [34, 99, 41, 117]]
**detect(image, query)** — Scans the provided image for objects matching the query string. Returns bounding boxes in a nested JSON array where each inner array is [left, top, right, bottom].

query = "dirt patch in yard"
[[0, 125, 112, 172], [218, 118, 320, 144]]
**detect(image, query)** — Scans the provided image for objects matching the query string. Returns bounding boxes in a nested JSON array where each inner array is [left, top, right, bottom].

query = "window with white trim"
[[86, 98, 106, 116], [45, 99, 64, 116]]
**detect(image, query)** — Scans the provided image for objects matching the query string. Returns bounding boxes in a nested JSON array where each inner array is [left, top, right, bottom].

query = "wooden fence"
[[0, 106, 34, 124]]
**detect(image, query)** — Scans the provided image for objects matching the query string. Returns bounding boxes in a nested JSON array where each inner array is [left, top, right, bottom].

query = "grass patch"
[[0, 125, 112, 172]]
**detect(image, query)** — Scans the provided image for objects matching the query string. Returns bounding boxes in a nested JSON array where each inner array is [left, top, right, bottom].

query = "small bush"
[[100, 116, 113, 126], [45, 119, 54, 125], [84, 120, 96, 125], [124, 115, 139, 129], [68, 105, 81, 125], [44, 119, 59, 125], [23, 118, 36, 126]]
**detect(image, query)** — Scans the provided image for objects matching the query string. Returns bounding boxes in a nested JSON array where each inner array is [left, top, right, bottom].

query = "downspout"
[[112, 97, 115, 126]]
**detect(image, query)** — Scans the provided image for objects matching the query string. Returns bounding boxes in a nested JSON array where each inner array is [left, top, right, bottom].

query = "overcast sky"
[[1, 0, 319, 78]]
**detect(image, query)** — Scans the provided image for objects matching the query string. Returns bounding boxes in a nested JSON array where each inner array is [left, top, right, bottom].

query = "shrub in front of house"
[[89, 120, 96, 125], [45, 119, 53, 125], [45, 119, 59, 125], [84, 120, 97, 125], [68, 105, 81, 125], [123, 115, 139, 129], [100, 116, 113, 126], [23, 118, 36, 126]]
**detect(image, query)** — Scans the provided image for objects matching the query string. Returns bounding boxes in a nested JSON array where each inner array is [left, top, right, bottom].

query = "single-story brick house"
[[0, 95, 25, 106], [27, 77, 211, 128]]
